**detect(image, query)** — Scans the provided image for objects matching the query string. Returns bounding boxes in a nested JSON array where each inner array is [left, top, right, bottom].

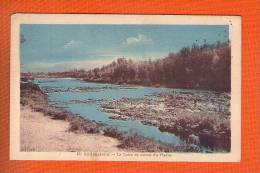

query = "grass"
[[103, 128, 178, 152], [21, 81, 182, 152]]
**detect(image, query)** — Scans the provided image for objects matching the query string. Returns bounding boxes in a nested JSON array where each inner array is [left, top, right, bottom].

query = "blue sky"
[[20, 24, 229, 72]]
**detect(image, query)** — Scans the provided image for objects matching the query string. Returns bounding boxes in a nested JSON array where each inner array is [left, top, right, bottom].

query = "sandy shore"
[[20, 81, 176, 152], [20, 82, 121, 152], [20, 105, 121, 152]]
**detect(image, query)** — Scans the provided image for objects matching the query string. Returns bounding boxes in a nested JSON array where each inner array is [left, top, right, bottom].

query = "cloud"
[[64, 40, 83, 49], [123, 34, 153, 45]]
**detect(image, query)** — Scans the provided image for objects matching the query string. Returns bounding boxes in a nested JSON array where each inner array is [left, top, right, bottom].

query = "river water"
[[34, 78, 226, 148], [33, 78, 186, 146]]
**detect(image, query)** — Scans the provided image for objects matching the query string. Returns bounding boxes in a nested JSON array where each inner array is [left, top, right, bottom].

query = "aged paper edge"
[[10, 14, 241, 162]]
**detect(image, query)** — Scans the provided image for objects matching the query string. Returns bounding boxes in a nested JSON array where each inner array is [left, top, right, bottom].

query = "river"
[[33, 78, 227, 148], [33, 78, 186, 146]]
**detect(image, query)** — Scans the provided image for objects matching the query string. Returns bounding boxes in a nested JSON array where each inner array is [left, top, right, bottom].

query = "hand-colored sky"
[[20, 24, 228, 72]]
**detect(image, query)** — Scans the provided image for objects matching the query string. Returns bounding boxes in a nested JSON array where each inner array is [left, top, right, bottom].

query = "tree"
[[50, 41, 231, 92]]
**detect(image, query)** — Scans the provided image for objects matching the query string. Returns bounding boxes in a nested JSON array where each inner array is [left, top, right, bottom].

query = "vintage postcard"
[[10, 14, 241, 162]]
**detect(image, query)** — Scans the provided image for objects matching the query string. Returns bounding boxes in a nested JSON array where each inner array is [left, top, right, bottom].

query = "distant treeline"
[[42, 42, 231, 92]]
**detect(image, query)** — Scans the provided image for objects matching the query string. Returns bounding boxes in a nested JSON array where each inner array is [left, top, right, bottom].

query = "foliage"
[[47, 42, 231, 92]]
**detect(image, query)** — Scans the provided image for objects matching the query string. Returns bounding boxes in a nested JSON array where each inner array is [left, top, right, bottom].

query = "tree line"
[[47, 42, 231, 92]]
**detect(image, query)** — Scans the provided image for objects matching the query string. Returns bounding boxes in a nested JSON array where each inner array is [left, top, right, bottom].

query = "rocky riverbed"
[[101, 90, 231, 152], [21, 81, 182, 152]]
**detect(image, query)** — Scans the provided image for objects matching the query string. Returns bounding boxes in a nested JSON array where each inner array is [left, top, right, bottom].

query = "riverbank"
[[21, 105, 121, 152], [20, 81, 178, 152], [20, 82, 121, 152], [101, 91, 231, 152]]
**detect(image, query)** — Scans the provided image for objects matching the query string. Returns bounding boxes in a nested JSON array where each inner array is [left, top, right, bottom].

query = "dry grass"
[[101, 91, 231, 151], [103, 128, 176, 152], [21, 81, 183, 152], [21, 105, 121, 152]]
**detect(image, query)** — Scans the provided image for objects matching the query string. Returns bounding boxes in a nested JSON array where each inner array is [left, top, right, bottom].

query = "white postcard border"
[[10, 14, 241, 162]]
